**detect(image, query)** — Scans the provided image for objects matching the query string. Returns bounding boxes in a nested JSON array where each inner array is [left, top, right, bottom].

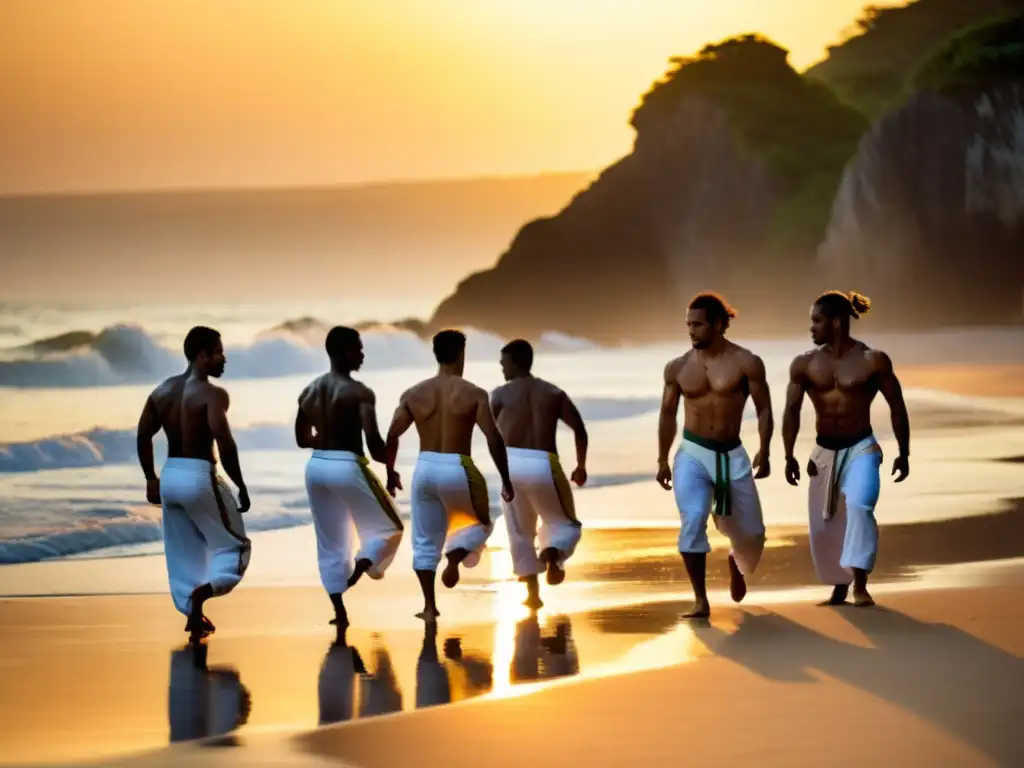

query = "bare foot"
[[546, 561, 565, 586], [347, 558, 372, 588], [441, 558, 461, 589], [853, 589, 875, 608], [415, 607, 440, 623], [524, 593, 544, 611], [727, 554, 747, 603], [817, 584, 849, 607], [184, 615, 215, 635], [542, 548, 566, 586], [186, 613, 213, 643], [682, 599, 711, 619]]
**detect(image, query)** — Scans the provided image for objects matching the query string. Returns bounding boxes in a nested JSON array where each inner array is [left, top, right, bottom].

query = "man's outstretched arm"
[[746, 354, 773, 478], [559, 392, 589, 485], [294, 407, 315, 449], [657, 361, 681, 489], [873, 351, 910, 481], [384, 394, 414, 494], [208, 387, 250, 511], [782, 356, 808, 486], [475, 391, 513, 501], [136, 395, 162, 504], [359, 388, 387, 464]]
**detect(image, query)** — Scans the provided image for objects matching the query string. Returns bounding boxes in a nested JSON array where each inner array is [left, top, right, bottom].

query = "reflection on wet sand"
[[168, 644, 251, 745], [511, 615, 579, 684], [579, 498, 1024, 592], [415, 615, 583, 710], [319, 632, 403, 726]]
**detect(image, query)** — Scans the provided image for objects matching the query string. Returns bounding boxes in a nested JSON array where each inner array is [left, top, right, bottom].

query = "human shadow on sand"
[[694, 607, 1024, 765]]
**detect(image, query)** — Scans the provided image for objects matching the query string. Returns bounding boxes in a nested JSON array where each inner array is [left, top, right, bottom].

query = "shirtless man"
[[782, 290, 910, 608], [385, 329, 514, 622], [491, 339, 588, 610], [296, 327, 404, 630], [656, 292, 773, 619], [136, 326, 251, 642]]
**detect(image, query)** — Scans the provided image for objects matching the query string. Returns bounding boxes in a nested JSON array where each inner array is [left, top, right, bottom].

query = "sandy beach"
[[2, 356, 1023, 766], [8, 561, 1024, 768]]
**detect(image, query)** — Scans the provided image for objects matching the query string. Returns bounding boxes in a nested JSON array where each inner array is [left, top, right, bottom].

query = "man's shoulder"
[[727, 342, 763, 366], [787, 348, 819, 376], [298, 373, 326, 401], [665, 352, 691, 373], [861, 344, 893, 371], [458, 377, 489, 399]]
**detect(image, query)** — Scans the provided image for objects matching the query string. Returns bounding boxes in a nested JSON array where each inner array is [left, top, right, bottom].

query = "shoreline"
[[12, 556, 1024, 767]]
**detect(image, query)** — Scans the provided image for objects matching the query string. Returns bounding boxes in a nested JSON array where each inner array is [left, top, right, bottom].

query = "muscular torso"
[[404, 374, 482, 455], [149, 373, 219, 462], [493, 377, 564, 453], [148, 373, 189, 458], [298, 373, 367, 453], [800, 341, 881, 438], [180, 378, 222, 462], [670, 344, 751, 442]]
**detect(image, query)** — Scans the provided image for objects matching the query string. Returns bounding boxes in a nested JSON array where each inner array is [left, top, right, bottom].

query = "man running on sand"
[[296, 326, 404, 630], [491, 339, 588, 610], [657, 292, 773, 619], [385, 329, 514, 623], [137, 326, 251, 642], [782, 290, 910, 608]]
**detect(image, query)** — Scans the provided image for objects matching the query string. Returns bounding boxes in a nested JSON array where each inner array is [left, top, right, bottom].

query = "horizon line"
[[0, 168, 599, 202]]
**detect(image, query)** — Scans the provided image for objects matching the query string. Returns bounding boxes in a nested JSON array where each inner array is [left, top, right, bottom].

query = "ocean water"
[[1, 301, 1023, 568]]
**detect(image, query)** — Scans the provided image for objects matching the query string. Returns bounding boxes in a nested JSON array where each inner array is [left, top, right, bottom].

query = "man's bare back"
[[401, 374, 487, 456], [297, 373, 373, 453], [491, 377, 567, 453], [789, 341, 891, 438], [145, 373, 189, 458], [666, 342, 762, 442]]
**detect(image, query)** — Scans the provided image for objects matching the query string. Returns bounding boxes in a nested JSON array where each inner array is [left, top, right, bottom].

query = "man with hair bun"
[[782, 290, 911, 608], [657, 292, 773, 619]]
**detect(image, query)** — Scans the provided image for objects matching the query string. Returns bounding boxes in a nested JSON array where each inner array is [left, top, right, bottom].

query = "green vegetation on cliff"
[[912, 11, 1024, 96], [806, 0, 1024, 117], [633, 35, 867, 253]]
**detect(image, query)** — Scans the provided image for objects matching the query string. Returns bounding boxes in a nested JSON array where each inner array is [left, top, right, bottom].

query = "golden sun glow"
[[3, 0, 873, 194]]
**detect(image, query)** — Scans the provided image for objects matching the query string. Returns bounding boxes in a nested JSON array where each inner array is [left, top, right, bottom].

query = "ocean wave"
[[0, 396, 656, 474], [0, 322, 596, 388], [0, 505, 317, 565], [0, 464, 645, 565]]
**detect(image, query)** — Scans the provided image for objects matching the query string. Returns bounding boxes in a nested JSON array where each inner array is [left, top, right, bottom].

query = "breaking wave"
[[0, 321, 596, 388]]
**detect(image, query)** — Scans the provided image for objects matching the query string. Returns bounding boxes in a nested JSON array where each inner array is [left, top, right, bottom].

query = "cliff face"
[[431, 99, 774, 342], [817, 13, 1024, 327], [805, 0, 1022, 118], [430, 37, 863, 343]]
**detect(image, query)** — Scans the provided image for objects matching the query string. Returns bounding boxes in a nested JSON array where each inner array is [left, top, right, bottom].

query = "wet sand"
[[36, 568, 1024, 768], [5, 502, 1024, 765], [3, 362, 1024, 765]]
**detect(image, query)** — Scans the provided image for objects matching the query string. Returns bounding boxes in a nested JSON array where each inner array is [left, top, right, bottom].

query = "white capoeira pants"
[[410, 452, 494, 572], [808, 433, 883, 585], [160, 458, 251, 616], [305, 450, 404, 595], [502, 447, 582, 578], [673, 431, 766, 575]]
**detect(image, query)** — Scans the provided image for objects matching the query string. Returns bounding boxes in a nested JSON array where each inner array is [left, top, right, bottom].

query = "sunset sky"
[[1, 0, 876, 195]]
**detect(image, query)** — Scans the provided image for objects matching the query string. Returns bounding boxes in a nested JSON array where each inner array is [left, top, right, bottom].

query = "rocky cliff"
[[430, 37, 865, 343], [818, 12, 1024, 327]]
